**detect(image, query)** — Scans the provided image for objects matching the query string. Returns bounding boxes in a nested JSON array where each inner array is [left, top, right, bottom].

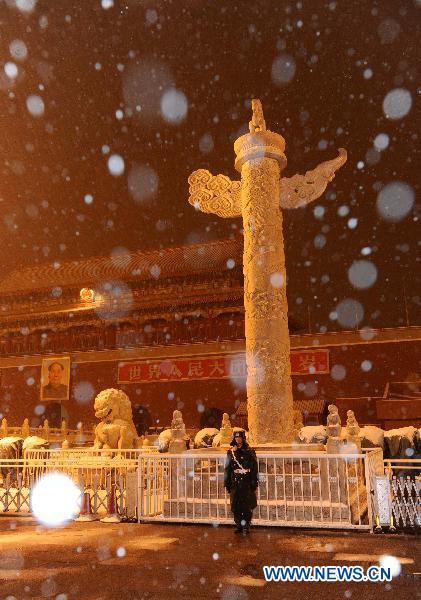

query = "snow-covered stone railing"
[[0, 417, 94, 447], [297, 425, 421, 459]]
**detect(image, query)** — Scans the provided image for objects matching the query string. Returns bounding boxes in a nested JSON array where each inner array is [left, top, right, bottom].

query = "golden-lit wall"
[[0, 339, 419, 431]]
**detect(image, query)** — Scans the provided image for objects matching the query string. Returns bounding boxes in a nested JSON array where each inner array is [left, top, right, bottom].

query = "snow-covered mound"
[[384, 426, 418, 458], [0, 436, 24, 446], [194, 428, 219, 448], [293, 422, 421, 457], [359, 426, 384, 449], [22, 436, 48, 451], [0, 436, 24, 459], [158, 429, 172, 452], [298, 426, 327, 445]]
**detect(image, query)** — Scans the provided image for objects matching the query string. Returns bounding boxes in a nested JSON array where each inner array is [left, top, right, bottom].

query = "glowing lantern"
[[80, 287, 95, 303]]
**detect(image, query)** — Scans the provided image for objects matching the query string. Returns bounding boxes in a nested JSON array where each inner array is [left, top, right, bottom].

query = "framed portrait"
[[40, 356, 70, 402]]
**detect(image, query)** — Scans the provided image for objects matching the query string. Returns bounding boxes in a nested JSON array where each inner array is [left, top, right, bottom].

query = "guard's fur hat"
[[230, 430, 249, 448]]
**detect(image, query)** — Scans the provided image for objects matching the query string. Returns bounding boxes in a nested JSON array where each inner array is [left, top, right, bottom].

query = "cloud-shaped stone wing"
[[280, 148, 347, 209], [188, 169, 242, 218]]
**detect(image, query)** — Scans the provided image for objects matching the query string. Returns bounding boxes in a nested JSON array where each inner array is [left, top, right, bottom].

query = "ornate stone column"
[[233, 109, 292, 444], [188, 99, 347, 446]]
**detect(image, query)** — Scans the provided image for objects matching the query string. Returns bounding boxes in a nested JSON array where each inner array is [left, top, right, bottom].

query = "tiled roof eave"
[[0, 238, 243, 296]]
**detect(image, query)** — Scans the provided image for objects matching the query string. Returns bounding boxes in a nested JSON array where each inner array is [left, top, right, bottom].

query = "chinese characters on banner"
[[290, 350, 329, 374], [117, 350, 329, 383]]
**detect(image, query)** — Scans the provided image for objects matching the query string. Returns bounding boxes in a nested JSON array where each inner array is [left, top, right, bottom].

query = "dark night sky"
[[0, 0, 419, 332]]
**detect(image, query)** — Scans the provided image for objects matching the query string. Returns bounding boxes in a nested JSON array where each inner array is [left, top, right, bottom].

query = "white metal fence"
[[138, 450, 383, 530], [0, 447, 385, 530], [0, 449, 142, 518], [382, 459, 421, 529]]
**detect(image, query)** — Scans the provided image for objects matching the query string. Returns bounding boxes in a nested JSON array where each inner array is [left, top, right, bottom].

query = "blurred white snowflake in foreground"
[[373, 133, 389, 151], [26, 94, 45, 117], [9, 39, 27, 61], [107, 154, 125, 176], [30, 473, 81, 527], [160, 88, 188, 124], [271, 53, 296, 86], [348, 260, 378, 289], [376, 181, 414, 222], [14, 0, 37, 13], [382, 88, 412, 120], [4, 62, 18, 79], [379, 555, 401, 578]]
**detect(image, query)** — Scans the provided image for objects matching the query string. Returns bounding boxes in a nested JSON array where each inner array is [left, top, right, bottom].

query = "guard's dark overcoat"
[[224, 441, 258, 519]]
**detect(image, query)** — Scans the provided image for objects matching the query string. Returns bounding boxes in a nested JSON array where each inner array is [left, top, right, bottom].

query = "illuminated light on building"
[[80, 287, 95, 303]]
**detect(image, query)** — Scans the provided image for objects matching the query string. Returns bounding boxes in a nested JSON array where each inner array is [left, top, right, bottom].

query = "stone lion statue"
[[93, 388, 139, 449]]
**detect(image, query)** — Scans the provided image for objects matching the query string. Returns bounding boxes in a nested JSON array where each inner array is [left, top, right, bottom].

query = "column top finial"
[[249, 99, 266, 133], [235, 99, 286, 172]]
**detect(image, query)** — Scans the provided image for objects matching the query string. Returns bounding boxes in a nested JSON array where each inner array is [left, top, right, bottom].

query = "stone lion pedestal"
[[93, 388, 139, 450]]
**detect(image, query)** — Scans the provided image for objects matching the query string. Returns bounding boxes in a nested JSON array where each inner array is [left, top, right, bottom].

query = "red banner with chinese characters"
[[290, 349, 329, 375], [117, 350, 329, 383]]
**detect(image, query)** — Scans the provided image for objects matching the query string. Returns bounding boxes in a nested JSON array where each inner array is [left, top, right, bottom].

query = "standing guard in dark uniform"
[[224, 430, 258, 533]]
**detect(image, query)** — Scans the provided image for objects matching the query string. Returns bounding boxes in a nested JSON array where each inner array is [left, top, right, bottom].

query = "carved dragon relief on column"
[[241, 159, 280, 264], [247, 342, 291, 378]]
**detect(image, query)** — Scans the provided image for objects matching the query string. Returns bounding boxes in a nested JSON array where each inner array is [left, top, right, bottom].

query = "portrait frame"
[[40, 356, 71, 402]]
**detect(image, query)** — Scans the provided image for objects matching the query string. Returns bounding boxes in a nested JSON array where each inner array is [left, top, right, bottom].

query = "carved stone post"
[[188, 99, 347, 446], [43, 418, 50, 441], [169, 409, 186, 453], [220, 412, 234, 446], [21, 418, 30, 438]]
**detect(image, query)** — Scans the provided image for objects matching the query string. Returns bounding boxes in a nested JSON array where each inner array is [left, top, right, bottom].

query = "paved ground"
[[0, 517, 420, 600]]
